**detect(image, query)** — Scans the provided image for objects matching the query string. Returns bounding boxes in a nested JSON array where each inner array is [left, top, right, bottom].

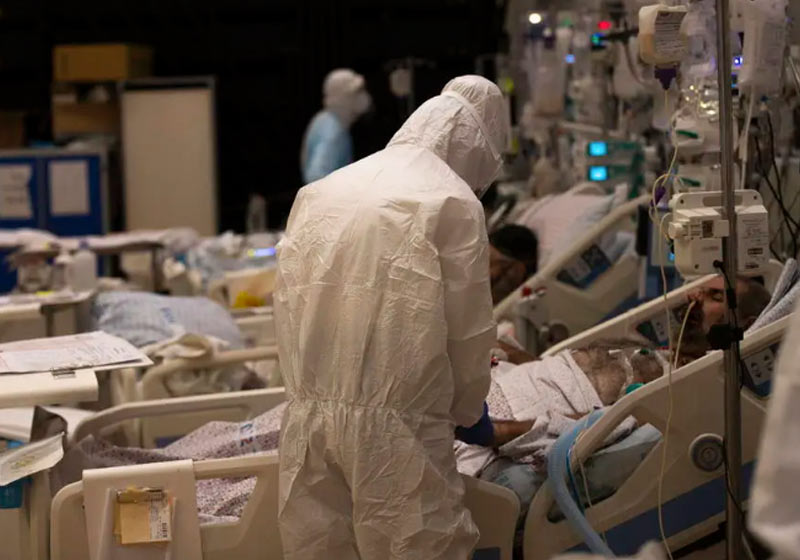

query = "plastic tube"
[[547, 409, 615, 556]]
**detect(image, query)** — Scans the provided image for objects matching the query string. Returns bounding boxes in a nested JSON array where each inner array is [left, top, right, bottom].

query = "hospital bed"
[[494, 194, 649, 354], [107, 345, 279, 448], [45, 272, 794, 560], [0, 291, 93, 342], [161, 232, 280, 301], [521, 280, 793, 558], [51, 388, 520, 560], [8, 234, 170, 293]]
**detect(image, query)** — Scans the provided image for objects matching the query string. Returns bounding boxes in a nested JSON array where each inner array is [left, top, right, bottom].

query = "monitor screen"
[[589, 166, 609, 181]]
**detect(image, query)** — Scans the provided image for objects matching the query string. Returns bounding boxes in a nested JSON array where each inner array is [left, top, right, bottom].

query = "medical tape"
[[441, 90, 502, 161]]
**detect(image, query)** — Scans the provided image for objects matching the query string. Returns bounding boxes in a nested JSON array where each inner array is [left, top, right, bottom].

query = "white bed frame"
[[494, 195, 649, 354], [523, 294, 791, 557], [107, 344, 279, 448], [51, 388, 520, 560], [46, 304, 792, 560]]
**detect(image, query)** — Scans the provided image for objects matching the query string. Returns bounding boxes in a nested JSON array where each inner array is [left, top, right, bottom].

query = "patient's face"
[[489, 245, 526, 303], [686, 276, 750, 334]]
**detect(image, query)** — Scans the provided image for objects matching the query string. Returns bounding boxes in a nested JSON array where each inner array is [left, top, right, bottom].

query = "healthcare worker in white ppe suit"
[[750, 298, 800, 559], [300, 68, 372, 184], [274, 74, 510, 559]]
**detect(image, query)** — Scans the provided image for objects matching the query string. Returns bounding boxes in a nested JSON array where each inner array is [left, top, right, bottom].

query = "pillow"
[[516, 183, 629, 267], [91, 291, 244, 349]]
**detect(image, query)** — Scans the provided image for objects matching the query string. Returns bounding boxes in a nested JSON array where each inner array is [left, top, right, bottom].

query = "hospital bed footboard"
[[107, 345, 280, 446], [75, 386, 286, 448], [51, 454, 519, 560], [523, 317, 787, 559]]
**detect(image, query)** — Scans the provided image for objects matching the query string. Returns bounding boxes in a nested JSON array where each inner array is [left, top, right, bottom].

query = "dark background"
[[0, 0, 506, 231]]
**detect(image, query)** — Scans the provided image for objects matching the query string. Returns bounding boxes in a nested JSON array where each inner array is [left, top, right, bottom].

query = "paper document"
[[49, 160, 90, 216], [0, 433, 64, 485], [0, 331, 151, 374], [0, 165, 33, 219]]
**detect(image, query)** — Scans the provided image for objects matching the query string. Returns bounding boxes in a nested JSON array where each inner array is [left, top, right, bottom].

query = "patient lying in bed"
[[52, 341, 666, 524], [55, 276, 772, 525]]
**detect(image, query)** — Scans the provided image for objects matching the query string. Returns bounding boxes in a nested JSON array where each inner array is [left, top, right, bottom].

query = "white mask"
[[353, 90, 372, 116]]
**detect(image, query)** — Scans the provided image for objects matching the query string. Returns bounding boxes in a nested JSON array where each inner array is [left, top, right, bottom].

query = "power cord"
[[753, 136, 800, 257], [656, 298, 696, 560]]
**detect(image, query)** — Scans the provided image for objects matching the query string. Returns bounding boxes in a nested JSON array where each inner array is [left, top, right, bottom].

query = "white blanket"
[[455, 352, 636, 477], [143, 333, 253, 397], [748, 259, 799, 333]]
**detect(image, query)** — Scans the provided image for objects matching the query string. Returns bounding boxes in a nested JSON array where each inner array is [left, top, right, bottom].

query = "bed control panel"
[[741, 343, 779, 398], [635, 312, 682, 348], [557, 244, 613, 289]]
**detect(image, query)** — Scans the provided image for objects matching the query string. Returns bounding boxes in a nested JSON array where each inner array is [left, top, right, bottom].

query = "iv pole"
[[714, 0, 744, 557]]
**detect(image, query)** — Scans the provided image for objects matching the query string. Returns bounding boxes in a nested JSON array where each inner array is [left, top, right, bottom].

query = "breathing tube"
[[547, 409, 615, 557]]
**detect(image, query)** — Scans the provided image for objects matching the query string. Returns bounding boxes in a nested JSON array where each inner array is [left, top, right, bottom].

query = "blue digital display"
[[588, 141, 608, 157], [589, 166, 609, 182], [248, 247, 276, 258], [565, 54, 576, 64]]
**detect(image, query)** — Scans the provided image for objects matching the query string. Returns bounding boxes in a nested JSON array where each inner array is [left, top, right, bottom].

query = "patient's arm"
[[496, 340, 537, 365], [492, 419, 535, 446]]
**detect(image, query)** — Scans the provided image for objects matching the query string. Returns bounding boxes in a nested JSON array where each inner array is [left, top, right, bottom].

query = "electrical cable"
[[754, 137, 800, 238], [766, 112, 800, 257], [754, 136, 800, 257], [765, 113, 783, 193], [655, 299, 695, 560], [738, 95, 757, 190], [647, 89, 689, 559]]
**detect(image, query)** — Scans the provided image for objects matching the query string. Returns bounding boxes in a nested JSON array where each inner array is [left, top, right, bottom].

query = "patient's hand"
[[492, 419, 535, 446], [496, 341, 536, 365]]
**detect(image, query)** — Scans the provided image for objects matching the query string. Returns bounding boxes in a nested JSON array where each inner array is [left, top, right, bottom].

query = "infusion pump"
[[667, 190, 769, 276]]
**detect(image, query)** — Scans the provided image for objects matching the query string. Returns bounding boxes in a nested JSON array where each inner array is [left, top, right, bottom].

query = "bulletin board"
[[0, 149, 107, 292]]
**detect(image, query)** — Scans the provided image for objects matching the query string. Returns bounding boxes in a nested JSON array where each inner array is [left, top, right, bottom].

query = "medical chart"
[[0, 164, 33, 219], [0, 331, 151, 374], [49, 160, 90, 216]]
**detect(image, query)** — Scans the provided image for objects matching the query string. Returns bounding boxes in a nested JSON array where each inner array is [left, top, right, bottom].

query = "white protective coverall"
[[749, 299, 800, 559], [274, 75, 509, 559]]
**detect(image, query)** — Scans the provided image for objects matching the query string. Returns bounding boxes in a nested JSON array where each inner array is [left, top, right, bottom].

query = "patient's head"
[[489, 225, 538, 303], [676, 275, 771, 362], [686, 275, 771, 333]]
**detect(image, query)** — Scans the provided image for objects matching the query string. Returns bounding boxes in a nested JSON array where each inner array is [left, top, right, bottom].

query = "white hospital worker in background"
[[750, 298, 800, 559], [274, 75, 510, 559], [300, 68, 371, 184]]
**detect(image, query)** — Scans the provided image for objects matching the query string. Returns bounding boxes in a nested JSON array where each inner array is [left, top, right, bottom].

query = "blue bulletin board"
[[0, 149, 107, 292]]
